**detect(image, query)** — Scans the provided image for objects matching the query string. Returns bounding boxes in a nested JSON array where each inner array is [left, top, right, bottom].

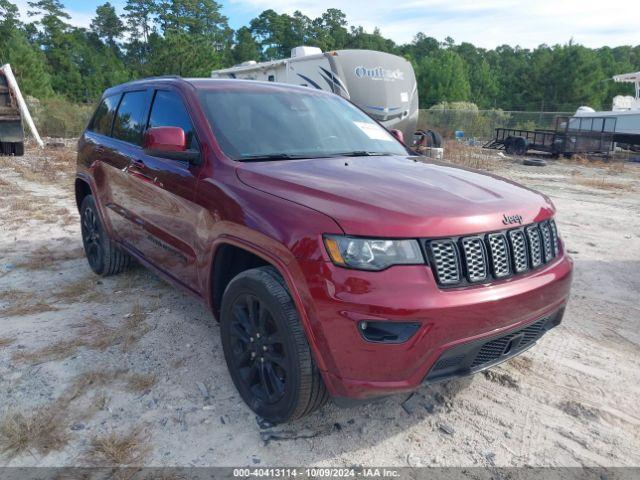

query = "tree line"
[[1, 0, 639, 112]]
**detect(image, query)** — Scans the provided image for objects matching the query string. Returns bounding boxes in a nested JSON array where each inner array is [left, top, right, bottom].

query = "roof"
[[613, 72, 640, 83], [101, 76, 330, 98]]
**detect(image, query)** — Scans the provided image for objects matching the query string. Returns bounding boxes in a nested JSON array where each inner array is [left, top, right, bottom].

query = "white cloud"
[[228, 0, 640, 48], [14, 0, 95, 30]]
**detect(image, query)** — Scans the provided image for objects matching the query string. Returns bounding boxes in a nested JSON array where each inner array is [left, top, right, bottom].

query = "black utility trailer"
[[0, 69, 24, 156], [483, 115, 616, 158]]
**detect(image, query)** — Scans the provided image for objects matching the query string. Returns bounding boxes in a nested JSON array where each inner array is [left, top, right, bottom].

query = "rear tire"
[[220, 266, 328, 423], [80, 195, 131, 276]]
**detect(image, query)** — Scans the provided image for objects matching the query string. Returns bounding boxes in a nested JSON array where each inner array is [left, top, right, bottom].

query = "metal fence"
[[418, 109, 573, 143]]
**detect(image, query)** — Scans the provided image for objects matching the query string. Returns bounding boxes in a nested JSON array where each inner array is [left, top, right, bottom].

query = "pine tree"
[[0, 30, 53, 98], [91, 2, 125, 50]]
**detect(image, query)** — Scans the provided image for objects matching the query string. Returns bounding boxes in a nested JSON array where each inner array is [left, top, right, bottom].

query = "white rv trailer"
[[573, 71, 640, 147], [212, 46, 419, 141]]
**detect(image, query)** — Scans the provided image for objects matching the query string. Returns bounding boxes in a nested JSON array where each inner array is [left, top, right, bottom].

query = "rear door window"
[[148, 90, 199, 151], [90, 94, 120, 136], [112, 90, 149, 146]]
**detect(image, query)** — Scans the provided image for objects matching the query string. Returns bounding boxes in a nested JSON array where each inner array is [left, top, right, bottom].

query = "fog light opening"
[[358, 320, 420, 344]]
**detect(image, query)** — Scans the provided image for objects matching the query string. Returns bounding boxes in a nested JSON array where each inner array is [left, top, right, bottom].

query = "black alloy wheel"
[[229, 293, 288, 404], [79, 195, 131, 276], [81, 200, 104, 273]]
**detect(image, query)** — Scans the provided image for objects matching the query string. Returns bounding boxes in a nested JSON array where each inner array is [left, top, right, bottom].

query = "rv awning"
[[613, 72, 640, 83]]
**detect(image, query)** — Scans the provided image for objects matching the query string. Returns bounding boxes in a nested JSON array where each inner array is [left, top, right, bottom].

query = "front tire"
[[220, 266, 328, 423], [80, 195, 131, 276]]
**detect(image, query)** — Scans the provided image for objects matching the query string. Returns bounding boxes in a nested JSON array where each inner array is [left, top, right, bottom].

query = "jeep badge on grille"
[[502, 213, 523, 225]]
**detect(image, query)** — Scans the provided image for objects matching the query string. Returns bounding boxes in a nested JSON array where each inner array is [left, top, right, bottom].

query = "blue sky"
[[13, 0, 640, 49]]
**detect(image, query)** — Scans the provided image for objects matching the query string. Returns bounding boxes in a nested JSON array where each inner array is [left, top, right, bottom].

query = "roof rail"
[[134, 75, 183, 81]]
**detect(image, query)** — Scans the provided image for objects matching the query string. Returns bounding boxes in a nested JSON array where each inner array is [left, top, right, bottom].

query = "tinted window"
[[148, 90, 198, 150], [112, 91, 148, 145], [90, 94, 120, 136]]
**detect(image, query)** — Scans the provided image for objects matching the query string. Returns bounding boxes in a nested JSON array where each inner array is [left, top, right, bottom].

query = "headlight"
[[323, 235, 424, 271]]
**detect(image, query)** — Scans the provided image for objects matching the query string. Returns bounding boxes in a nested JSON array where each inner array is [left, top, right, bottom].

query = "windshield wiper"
[[331, 151, 392, 157], [238, 151, 394, 162], [238, 153, 311, 162]]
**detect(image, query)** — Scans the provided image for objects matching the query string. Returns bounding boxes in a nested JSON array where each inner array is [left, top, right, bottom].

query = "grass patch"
[[87, 427, 150, 466], [66, 369, 126, 402], [0, 177, 23, 195], [51, 277, 103, 304], [0, 408, 68, 457], [122, 303, 151, 352], [0, 144, 77, 185], [575, 176, 633, 191], [0, 368, 154, 459], [0, 370, 118, 457], [13, 245, 85, 271], [0, 337, 16, 347], [13, 337, 85, 364], [13, 304, 152, 364], [0, 289, 58, 317], [126, 373, 156, 393]]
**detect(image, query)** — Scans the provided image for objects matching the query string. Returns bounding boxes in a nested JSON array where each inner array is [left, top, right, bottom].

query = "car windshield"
[[198, 88, 409, 161]]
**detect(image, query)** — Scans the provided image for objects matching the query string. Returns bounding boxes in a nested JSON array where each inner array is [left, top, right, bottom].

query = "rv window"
[[568, 117, 580, 131], [268, 75, 275, 82], [89, 94, 120, 136], [603, 118, 616, 132], [591, 118, 604, 132], [579, 118, 592, 131]]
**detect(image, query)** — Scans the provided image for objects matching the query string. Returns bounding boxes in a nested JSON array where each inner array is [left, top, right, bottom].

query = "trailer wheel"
[[14, 142, 24, 156], [427, 129, 443, 148], [414, 129, 443, 148], [514, 137, 528, 156], [505, 138, 515, 155]]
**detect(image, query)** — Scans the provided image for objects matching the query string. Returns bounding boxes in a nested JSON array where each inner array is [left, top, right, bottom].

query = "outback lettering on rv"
[[354, 66, 404, 80]]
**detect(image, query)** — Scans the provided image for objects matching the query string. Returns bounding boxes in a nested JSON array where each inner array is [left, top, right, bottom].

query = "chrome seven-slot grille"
[[427, 219, 560, 287]]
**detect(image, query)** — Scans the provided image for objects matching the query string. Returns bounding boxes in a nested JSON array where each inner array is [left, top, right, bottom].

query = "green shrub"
[[26, 96, 95, 139]]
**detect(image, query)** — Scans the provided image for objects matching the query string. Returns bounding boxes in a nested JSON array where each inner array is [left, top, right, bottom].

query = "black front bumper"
[[424, 308, 565, 384]]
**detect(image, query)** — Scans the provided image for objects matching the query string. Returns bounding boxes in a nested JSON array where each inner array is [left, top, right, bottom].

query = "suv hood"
[[236, 156, 554, 237]]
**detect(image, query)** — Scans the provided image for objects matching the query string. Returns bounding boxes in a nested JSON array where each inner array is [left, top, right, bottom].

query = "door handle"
[[124, 162, 164, 188]]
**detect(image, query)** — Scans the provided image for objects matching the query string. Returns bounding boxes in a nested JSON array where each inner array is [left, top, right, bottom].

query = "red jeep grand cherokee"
[[76, 77, 573, 423]]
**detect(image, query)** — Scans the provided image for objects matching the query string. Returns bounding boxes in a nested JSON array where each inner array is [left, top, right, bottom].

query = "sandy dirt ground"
[[0, 143, 639, 468]]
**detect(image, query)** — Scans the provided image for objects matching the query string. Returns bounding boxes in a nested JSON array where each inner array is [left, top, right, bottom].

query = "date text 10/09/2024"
[[233, 468, 401, 478]]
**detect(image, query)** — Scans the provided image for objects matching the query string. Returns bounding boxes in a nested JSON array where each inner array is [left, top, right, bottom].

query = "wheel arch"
[[75, 176, 93, 212], [210, 241, 270, 319], [207, 236, 330, 375]]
